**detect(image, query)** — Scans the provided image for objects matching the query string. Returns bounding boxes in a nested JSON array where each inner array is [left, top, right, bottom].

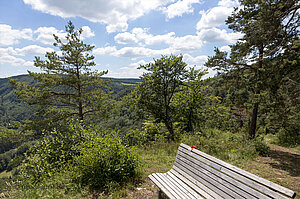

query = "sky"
[[0, 0, 243, 79]]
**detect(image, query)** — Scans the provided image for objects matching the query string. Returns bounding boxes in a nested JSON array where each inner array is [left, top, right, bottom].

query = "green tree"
[[172, 68, 210, 132], [131, 55, 188, 140], [205, 0, 299, 139], [10, 21, 110, 132]]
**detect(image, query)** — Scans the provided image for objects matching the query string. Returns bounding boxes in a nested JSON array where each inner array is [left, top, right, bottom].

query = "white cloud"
[[171, 35, 203, 51], [94, 45, 173, 59], [162, 0, 202, 19], [108, 60, 152, 78], [218, 0, 239, 8], [129, 60, 148, 68], [196, 0, 240, 30], [93, 46, 117, 55], [23, 0, 174, 33], [114, 28, 176, 46], [34, 26, 94, 45], [113, 28, 203, 54], [197, 6, 233, 30], [34, 27, 66, 45], [114, 32, 138, 44], [112, 46, 169, 58], [145, 32, 176, 46], [197, 28, 243, 43], [0, 53, 33, 67], [220, 45, 231, 51], [15, 45, 54, 56], [81, 26, 95, 39], [0, 24, 33, 46], [0, 45, 49, 67], [183, 54, 207, 65], [106, 23, 128, 34]]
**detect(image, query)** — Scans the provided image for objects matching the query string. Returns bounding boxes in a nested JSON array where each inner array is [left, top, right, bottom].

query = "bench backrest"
[[173, 143, 296, 199]]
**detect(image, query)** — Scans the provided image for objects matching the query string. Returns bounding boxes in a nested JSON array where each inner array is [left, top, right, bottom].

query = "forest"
[[0, 0, 299, 198]]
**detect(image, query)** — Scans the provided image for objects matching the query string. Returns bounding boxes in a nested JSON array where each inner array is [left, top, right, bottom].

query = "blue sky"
[[0, 0, 242, 78]]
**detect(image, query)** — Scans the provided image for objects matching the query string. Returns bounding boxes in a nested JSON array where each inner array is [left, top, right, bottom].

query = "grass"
[[118, 137, 299, 199], [138, 142, 179, 176], [2, 133, 299, 198], [0, 170, 12, 178]]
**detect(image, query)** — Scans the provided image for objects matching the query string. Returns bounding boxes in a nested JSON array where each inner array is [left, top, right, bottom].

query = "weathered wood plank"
[[169, 169, 215, 199], [174, 161, 236, 199], [149, 174, 177, 199], [179, 145, 293, 199], [177, 149, 292, 199], [180, 143, 295, 198], [163, 172, 196, 199], [176, 150, 271, 199], [152, 173, 186, 199], [175, 154, 246, 199], [167, 170, 204, 199], [155, 173, 191, 199]]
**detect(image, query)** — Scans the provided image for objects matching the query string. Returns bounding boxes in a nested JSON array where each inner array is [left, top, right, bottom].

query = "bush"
[[180, 129, 262, 163], [74, 133, 141, 191], [252, 136, 270, 156], [122, 122, 169, 146], [21, 121, 85, 183], [276, 127, 300, 147]]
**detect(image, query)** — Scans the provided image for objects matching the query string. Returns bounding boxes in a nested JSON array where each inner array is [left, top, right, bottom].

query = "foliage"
[[0, 75, 35, 127], [205, 0, 299, 139], [9, 21, 111, 132], [20, 120, 85, 183], [131, 55, 188, 140], [19, 120, 141, 193], [7, 171, 87, 199], [276, 128, 300, 147], [0, 142, 31, 173], [0, 74, 141, 128], [172, 68, 210, 132], [74, 133, 141, 191], [180, 129, 269, 163]]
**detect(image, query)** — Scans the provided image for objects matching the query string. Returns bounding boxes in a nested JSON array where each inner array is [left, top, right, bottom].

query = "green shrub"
[[276, 127, 300, 147], [8, 170, 87, 199], [74, 133, 141, 191], [252, 137, 270, 156], [180, 129, 261, 163], [21, 121, 85, 183], [123, 122, 169, 146]]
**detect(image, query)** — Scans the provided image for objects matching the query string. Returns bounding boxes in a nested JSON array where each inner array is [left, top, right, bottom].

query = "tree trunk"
[[248, 44, 263, 139], [164, 120, 175, 140], [249, 102, 259, 139], [187, 110, 193, 133]]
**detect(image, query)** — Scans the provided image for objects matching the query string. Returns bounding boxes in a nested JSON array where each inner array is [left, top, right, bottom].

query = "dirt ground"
[[127, 143, 300, 199]]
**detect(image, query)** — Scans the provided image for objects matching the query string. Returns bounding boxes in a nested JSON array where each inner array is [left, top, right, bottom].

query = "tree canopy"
[[205, 0, 299, 139], [10, 21, 111, 132]]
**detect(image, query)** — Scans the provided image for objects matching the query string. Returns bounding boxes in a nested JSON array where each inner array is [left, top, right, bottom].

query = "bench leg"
[[158, 189, 162, 199]]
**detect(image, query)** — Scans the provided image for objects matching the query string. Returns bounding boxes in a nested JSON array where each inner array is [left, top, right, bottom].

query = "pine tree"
[[10, 21, 110, 132], [205, 0, 299, 138]]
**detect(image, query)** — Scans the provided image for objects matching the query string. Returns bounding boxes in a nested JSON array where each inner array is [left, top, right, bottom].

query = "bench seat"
[[149, 143, 296, 199]]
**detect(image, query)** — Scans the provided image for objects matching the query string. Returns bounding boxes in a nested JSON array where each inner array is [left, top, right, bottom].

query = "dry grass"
[[127, 142, 299, 199]]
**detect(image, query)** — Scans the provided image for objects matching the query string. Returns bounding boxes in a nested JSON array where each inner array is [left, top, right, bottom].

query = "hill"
[[0, 74, 142, 127]]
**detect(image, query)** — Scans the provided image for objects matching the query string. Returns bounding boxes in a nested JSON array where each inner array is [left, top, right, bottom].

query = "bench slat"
[[156, 173, 193, 199], [174, 161, 236, 198], [167, 170, 204, 199], [149, 144, 296, 199], [180, 143, 295, 198], [149, 173, 177, 199], [176, 150, 271, 199], [177, 147, 286, 199], [164, 172, 199, 199], [170, 168, 217, 199]]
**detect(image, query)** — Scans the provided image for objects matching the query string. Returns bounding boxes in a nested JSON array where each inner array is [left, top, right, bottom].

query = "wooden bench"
[[149, 143, 296, 199]]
